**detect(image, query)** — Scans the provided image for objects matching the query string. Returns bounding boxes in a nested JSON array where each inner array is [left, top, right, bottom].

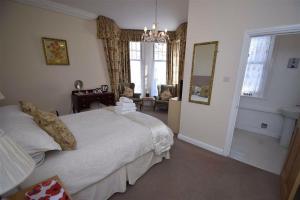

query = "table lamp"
[[0, 129, 35, 197]]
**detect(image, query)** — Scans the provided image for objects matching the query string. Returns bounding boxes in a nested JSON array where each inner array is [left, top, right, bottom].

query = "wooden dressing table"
[[72, 89, 115, 113]]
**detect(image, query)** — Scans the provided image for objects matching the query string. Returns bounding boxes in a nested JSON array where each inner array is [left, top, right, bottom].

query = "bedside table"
[[142, 97, 155, 110]]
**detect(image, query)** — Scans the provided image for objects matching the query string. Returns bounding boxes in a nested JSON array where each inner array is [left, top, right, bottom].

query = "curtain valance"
[[97, 16, 121, 40]]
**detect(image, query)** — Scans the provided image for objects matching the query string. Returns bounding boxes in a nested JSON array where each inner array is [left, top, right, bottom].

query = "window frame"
[[241, 35, 275, 98]]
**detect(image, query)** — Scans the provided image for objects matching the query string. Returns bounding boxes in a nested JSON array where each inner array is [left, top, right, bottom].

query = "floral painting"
[[42, 37, 70, 65]]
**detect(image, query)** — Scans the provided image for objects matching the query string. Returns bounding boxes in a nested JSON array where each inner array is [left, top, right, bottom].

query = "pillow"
[[30, 152, 45, 167], [123, 86, 134, 97], [160, 89, 172, 101], [34, 110, 77, 150], [19, 101, 37, 116], [0, 105, 61, 154], [200, 85, 210, 98]]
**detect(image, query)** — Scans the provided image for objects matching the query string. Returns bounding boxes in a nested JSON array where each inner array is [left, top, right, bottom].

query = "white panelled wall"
[[237, 34, 300, 138]]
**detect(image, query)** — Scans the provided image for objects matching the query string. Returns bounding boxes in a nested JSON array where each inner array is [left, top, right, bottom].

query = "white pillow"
[[0, 105, 61, 154]]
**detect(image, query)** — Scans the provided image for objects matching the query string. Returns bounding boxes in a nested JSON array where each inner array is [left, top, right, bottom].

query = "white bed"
[[18, 108, 174, 200]]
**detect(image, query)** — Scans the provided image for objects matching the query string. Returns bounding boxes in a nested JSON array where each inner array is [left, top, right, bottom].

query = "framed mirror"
[[189, 41, 218, 105]]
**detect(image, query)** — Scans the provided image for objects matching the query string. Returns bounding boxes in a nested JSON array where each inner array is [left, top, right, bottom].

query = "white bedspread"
[[123, 111, 173, 155], [21, 109, 173, 194]]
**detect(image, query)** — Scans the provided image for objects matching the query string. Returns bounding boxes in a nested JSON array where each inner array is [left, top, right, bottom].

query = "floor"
[[230, 129, 288, 174], [110, 138, 280, 200]]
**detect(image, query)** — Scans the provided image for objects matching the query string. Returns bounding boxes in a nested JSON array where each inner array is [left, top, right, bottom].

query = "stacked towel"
[[114, 97, 136, 114]]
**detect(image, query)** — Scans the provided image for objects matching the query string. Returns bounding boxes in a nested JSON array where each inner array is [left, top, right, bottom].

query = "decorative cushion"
[[19, 101, 37, 116], [160, 89, 172, 101], [200, 85, 210, 98], [34, 110, 77, 150], [123, 86, 134, 97]]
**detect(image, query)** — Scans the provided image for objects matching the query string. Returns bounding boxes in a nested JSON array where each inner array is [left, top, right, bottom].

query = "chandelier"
[[142, 0, 169, 43]]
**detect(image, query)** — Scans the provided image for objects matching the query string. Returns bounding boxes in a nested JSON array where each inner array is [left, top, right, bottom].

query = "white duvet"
[[21, 109, 173, 194]]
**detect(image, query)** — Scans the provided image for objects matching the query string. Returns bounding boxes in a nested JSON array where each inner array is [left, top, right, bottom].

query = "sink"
[[279, 106, 300, 119], [279, 106, 300, 147]]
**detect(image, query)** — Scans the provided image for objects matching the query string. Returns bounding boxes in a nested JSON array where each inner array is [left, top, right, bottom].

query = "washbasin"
[[279, 106, 300, 119]]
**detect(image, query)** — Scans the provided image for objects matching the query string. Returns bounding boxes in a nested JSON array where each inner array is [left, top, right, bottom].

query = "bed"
[[0, 106, 173, 200]]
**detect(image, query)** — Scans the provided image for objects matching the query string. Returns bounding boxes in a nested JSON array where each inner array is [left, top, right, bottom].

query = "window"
[[153, 43, 167, 96], [129, 42, 167, 97], [129, 42, 142, 93], [241, 36, 273, 97]]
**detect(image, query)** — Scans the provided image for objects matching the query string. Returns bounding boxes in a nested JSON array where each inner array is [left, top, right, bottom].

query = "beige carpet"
[[110, 138, 280, 200]]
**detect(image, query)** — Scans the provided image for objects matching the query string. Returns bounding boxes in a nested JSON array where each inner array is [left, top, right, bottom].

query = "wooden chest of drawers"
[[72, 89, 115, 113]]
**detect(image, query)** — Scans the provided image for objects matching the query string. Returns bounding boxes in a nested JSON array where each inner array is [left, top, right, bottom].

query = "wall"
[[0, 0, 109, 114], [179, 0, 300, 154], [236, 34, 300, 138]]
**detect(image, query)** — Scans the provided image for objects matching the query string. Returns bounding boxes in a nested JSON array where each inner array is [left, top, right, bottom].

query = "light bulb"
[[144, 26, 147, 32], [165, 29, 168, 33], [152, 23, 156, 30]]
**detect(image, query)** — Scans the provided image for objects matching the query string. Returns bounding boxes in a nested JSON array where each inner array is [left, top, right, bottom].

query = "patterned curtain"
[[176, 23, 187, 82], [166, 22, 187, 85], [119, 40, 131, 83], [97, 16, 122, 99]]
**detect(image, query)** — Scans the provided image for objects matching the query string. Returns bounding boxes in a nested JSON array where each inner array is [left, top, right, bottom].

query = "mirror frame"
[[189, 41, 218, 105]]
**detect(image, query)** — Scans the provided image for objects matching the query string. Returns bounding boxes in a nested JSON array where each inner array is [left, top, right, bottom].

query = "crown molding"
[[13, 0, 98, 20]]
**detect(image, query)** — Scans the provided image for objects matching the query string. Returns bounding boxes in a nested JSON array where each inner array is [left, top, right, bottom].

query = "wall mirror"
[[189, 41, 218, 105]]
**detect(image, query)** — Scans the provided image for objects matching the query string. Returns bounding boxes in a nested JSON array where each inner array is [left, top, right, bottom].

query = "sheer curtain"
[[242, 36, 272, 97]]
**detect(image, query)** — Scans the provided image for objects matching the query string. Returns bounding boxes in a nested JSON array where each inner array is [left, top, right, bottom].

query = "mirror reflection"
[[189, 41, 218, 105]]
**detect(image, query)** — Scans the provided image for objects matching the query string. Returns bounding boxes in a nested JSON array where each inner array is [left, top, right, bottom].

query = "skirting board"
[[178, 133, 225, 156]]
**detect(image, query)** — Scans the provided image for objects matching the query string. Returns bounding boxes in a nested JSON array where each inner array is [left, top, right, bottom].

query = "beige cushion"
[[34, 110, 77, 150], [123, 86, 134, 97], [160, 89, 172, 101], [19, 101, 37, 116]]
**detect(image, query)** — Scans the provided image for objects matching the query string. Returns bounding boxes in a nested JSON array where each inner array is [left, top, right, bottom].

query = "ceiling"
[[16, 0, 189, 31]]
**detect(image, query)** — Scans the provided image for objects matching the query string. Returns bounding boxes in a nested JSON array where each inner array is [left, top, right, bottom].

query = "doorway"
[[225, 24, 300, 174]]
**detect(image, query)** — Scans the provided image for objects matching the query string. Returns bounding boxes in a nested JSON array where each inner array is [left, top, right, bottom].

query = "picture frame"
[[101, 85, 109, 92], [42, 37, 70, 65]]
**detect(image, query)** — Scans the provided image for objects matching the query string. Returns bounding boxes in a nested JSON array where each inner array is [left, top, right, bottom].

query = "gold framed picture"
[[42, 37, 70, 65]]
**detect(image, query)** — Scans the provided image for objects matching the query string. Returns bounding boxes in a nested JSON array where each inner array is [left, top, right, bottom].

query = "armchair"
[[153, 84, 177, 111], [119, 83, 142, 110]]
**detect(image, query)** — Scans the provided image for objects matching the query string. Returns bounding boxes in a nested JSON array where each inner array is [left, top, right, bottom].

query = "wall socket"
[[261, 123, 268, 129]]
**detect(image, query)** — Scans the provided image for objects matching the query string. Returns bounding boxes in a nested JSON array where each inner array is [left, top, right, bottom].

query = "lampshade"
[[0, 91, 4, 100], [0, 129, 35, 195]]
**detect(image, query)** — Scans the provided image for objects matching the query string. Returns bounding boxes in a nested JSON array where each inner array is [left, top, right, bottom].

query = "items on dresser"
[[72, 88, 115, 113]]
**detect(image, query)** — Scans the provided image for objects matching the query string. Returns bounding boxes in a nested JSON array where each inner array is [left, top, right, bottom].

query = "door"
[[281, 118, 300, 200]]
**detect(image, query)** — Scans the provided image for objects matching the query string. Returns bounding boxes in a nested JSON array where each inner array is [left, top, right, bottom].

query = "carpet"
[[110, 138, 280, 200]]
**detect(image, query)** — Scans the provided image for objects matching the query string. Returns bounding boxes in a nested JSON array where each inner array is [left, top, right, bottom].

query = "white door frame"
[[223, 24, 300, 156]]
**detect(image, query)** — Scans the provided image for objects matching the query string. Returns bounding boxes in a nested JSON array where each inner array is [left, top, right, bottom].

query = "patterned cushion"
[[34, 110, 77, 150], [160, 89, 172, 101], [200, 85, 210, 98], [19, 101, 37, 116], [123, 86, 134, 97]]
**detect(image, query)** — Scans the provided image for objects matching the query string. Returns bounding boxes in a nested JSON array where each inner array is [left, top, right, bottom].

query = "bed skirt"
[[72, 151, 170, 200]]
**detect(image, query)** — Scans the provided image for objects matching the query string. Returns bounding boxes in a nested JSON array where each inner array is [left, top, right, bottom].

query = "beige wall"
[[180, 0, 300, 151], [0, 1, 109, 114]]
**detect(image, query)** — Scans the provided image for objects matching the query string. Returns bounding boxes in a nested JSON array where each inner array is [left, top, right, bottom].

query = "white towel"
[[119, 97, 133, 103], [116, 102, 136, 107]]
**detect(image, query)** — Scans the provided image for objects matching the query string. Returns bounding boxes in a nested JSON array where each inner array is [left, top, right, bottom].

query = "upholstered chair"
[[153, 84, 177, 111], [119, 83, 142, 110]]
